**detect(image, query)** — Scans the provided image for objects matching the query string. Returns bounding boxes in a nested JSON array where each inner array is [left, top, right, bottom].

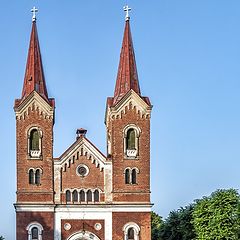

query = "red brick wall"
[[61, 154, 104, 204], [108, 106, 151, 202], [112, 212, 151, 240], [16, 212, 54, 240], [61, 219, 104, 240], [16, 107, 54, 203]]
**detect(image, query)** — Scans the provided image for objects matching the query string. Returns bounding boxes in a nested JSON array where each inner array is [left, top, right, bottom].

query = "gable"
[[105, 90, 152, 126], [14, 91, 54, 120], [55, 137, 108, 172]]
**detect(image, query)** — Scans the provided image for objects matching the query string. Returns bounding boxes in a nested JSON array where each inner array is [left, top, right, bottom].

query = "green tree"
[[192, 189, 240, 240], [159, 204, 196, 240], [0, 236, 5, 240], [151, 211, 163, 240]]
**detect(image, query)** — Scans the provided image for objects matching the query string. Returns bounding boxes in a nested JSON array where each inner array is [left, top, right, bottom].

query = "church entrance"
[[67, 231, 100, 240]]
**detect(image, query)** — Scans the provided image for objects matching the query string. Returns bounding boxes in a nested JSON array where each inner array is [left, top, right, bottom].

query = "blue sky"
[[1, 0, 240, 238]]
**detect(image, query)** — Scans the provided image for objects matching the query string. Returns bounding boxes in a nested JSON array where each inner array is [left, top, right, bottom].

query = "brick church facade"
[[14, 8, 153, 240]]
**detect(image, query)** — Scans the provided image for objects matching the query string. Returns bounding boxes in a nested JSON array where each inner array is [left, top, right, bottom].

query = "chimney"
[[76, 128, 87, 140]]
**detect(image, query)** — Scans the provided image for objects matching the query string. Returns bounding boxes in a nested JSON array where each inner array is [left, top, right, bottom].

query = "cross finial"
[[31, 6, 38, 22], [123, 5, 131, 21]]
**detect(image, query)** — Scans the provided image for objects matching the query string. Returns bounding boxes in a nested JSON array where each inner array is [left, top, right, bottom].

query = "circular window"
[[76, 164, 89, 177], [94, 223, 102, 231], [64, 223, 71, 231]]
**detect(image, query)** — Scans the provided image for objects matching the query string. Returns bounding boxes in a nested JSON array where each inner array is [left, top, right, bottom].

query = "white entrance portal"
[[67, 231, 100, 240]]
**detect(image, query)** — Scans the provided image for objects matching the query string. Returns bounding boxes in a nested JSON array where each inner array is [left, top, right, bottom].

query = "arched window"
[[94, 190, 100, 202], [132, 169, 137, 184], [32, 227, 39, 240], [127, 228, 134, 240], [30, 129, 40, 151], [72, 190, 78, 202], [126, 129, 136, 150], [124, 125, 141, 158], [125, 169, 130, 184], [66, 190, 71, 202], [80, 190, 85, 202], [29, 169, 34, 184], [35, 169, 41, 185], [123, 222, 140, 240], [87, 190, 92, 202], [26, 222, 43, 240]]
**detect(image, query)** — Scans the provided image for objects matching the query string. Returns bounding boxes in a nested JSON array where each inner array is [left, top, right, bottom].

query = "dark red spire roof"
[[21, 21, 48, 101], [113, 20, 141, 105]]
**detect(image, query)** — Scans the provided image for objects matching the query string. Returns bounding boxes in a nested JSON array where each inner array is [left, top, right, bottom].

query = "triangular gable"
[[55, 137, 108, 172], [106, 90, 152, 123], [14, 91, 54, 119]]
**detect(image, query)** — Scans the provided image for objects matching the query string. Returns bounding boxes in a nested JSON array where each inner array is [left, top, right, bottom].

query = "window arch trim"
[[123, 222, 140, 240], [27, 127, 43, 159], [123, 124, 141, 158], [26, 222, 43, 240]]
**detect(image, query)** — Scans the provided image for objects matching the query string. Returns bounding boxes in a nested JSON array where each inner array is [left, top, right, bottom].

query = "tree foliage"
[[159, 204, 196, 240], [192, 189, 240, 240], [151, 211, 163, 240], [0, 236, 4, 240]]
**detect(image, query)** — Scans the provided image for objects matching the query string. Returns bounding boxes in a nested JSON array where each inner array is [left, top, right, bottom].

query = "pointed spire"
[[113, 8, 141, 105], [21, 10, 48, 101]]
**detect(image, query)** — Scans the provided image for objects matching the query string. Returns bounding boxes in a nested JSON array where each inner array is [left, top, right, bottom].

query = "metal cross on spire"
[[123, 5, 131, 21], [31, 6, 38, 22]]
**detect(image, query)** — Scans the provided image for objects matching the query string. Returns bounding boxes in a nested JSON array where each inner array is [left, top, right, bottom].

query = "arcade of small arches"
[[65, 189, 101, 203]]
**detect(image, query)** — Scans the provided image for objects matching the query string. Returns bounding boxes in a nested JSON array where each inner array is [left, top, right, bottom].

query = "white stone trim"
[[54, 210, 112, 240], [76, 164, 89, 177], [15, 91, 54, 120], [67, 231, 100, 240], [15, 204, 55, 212], [123, 222, 140, 240], [56, 138, 107, 168], [55, 205, 152, 212], [26, 222, 43, 240], [27, 127, 43, 159], [105, 90, 152, 128]]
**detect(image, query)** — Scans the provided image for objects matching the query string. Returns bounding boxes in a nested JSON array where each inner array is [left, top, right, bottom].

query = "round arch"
[[67, 231, 100, 240]]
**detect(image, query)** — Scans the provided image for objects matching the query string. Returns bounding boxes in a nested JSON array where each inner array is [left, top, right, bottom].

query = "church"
[[14, 6, 153, 240]]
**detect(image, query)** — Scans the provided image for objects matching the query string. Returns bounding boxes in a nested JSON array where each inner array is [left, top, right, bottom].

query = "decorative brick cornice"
[[14, 91, 54, 120], [105, 90, 152, 127], [55, 137, 109, 173]]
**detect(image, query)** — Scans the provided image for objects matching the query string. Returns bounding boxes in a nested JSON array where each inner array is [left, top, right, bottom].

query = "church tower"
[[14, 6, 152, 240], [106, 6, 152, 239], [14, 8, 55, 239]]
